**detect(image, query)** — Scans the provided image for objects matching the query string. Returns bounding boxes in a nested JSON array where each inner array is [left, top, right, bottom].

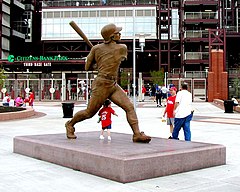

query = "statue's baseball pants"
[[68, 77, 140, 135]]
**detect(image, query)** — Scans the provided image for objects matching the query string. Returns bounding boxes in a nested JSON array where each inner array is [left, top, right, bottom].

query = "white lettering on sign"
[[34, 63, 42, 66], [44, 62, 51, 66], [23, 63, 33, 66], [23, 62, 52, 67]]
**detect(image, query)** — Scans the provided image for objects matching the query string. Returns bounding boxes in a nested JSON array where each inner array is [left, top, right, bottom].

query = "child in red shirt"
[[163, 87, 177, 138], [98, 99, 118, 141], [28, 89, 34, 107]]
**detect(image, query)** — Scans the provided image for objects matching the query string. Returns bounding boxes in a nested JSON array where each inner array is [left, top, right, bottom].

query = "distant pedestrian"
[[172, 83, 193, 141], [98, 99, 118, 141], [2, 93, 10, 106], [156, 85, 162, 107], [231, 95, 239, 106], [151, 84, 156, 102], [142, 85, 146, 101], [28, 89, 34, 107], [163, 87, 177, 138], [161, 85, 168, 106], [15, 95, 24, 107]]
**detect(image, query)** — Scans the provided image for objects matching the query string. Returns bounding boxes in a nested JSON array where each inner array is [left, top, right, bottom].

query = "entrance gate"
[[166, 78, 207, 101], [76, 78, 94, 101]]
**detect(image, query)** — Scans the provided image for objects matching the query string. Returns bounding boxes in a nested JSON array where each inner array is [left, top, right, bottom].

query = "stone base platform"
[[13, 132, 226, 183]]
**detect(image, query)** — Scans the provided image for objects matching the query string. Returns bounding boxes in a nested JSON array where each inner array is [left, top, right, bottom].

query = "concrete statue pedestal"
[[13, 131, 226, 183]]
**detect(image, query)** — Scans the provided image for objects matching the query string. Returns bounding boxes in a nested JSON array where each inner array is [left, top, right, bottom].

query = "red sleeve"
[[110, 107, 115, 114]]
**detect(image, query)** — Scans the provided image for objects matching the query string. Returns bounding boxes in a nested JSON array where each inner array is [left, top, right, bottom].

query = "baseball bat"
[[69, 21, 93, 48]]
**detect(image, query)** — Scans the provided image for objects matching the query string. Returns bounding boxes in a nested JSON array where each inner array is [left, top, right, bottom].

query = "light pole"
[[132, 4, 150, 110], [133, 5, 137, 110], [26, 68, 30, 98], [133, 34, 149, 109], [164, 72, 168, 87]]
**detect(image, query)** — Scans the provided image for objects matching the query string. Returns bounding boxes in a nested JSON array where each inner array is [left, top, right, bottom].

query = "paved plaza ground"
[[0, 98, 240, 192]]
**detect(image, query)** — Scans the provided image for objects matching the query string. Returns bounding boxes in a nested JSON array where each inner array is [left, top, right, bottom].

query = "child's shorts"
[[167, 118, 174, 125], [102, 124, 112, 130]]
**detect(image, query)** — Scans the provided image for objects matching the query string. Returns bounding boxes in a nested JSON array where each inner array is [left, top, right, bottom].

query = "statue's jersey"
[[86, 43, 127, 77]]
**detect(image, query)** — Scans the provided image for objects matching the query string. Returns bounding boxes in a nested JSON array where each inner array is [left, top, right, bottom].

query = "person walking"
[[156, 85, 162, 107], [161, 85, 168, 106], [163, 87, 177, 138], [172, 83, 193, 141], [65, 23, 151, 143], [98, 99, 118, 141], [151, 84, 156, 102], [142, 85, 146, 102]]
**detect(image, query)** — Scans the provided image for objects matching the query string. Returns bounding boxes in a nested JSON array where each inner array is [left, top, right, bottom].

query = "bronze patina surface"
[[65, 23, 151, 143]]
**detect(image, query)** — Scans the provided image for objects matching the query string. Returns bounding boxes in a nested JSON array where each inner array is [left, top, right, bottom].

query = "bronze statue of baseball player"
[[65, 23, 151, 143]]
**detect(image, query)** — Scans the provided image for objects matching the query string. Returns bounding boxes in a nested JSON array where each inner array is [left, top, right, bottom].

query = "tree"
[[149, 69, 164, 85], [120, 71, 129, 89], [0, 66, 7, 89], [232, 67, 240, 98]]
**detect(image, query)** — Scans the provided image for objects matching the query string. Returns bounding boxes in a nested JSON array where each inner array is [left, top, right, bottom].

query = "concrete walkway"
[[0, 100, 240, 192]]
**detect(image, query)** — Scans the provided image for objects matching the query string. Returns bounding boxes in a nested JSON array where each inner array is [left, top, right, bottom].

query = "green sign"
[[8, 55, 68, 62]]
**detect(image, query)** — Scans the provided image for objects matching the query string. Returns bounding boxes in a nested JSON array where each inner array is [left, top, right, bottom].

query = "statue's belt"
[[98, 74, 117, 81]]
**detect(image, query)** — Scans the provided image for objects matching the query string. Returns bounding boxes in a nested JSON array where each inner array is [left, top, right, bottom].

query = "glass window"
[[126, 10, 132, 16], [108, 10, 114, 17], [90, 11, 96, 17], [145, 10, 151, 16], [43, 12, 47, 18], [136, 10, 144, 16], [52, 74, 62, 79], [82, 11, 88, 17], [41, 7, 157, 40], [54, 11, 60, 18], [100, 10, 107, 17], [72, 11, 78, 17], [47, 12, 53, 18], [64, 11, 71, 17], [119, 10, 125, 17]]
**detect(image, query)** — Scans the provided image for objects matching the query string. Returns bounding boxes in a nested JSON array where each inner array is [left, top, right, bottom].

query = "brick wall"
[[208, 49, 228, 102]]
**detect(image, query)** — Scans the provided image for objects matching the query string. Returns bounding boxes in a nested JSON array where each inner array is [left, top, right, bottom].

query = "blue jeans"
[[172, 113, 193, 141]]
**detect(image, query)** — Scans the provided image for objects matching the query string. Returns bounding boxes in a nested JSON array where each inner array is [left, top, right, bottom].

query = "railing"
[[184, 52, 209, 60], [229, 68, 240, 73], [184, 71, 207, 78], [225, 26, 240, 33], [42, 0, 157, 7], [166, 71, 207, 78], [183, 0, 218, 2], [185, 12, 217, 20], [184, 30, 209, 38]]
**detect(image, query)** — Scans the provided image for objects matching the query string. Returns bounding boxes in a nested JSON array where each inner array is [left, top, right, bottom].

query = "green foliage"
[[150, 69, 164, 85], [120, 71, 129, 89], [0, 66, 7, 88], [232, 67, 240, 98]]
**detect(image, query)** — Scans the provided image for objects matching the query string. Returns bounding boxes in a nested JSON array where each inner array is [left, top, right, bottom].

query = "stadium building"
[[0, 0, 240, 101]]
